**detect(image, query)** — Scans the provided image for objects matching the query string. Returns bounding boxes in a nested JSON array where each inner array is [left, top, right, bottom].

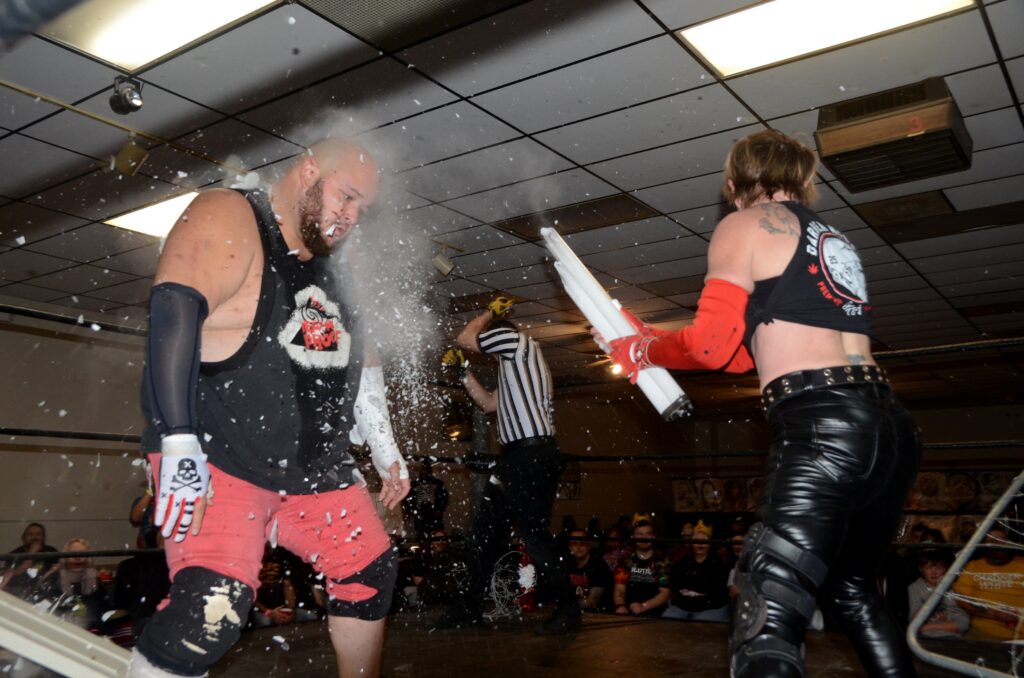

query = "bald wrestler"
[[130, 140, 410, 678]]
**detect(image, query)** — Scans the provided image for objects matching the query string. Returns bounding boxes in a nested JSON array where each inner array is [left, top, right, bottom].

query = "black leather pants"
[[731, 383, 922, 678]]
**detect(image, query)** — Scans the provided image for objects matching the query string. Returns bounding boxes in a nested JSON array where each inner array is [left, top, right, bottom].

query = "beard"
[[297, 178, 333, 257]]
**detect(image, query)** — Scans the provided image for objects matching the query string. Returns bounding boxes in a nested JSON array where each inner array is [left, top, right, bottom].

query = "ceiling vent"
[[815, 77, 972, 193]]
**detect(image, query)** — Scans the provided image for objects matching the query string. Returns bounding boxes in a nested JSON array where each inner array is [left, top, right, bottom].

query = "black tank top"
[[142, 189, 362, 493], [743, 201, 872, 349]]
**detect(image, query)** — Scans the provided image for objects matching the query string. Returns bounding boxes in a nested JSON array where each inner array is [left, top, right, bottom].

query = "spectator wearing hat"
[[663, 521, 731, 623]]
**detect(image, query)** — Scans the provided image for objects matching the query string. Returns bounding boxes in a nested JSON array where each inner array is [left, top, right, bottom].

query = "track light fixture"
[[109, 75, 144, 115]]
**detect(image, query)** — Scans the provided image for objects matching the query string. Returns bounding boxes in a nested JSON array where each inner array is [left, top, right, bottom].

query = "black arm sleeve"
[[143, 282, 209, 437]]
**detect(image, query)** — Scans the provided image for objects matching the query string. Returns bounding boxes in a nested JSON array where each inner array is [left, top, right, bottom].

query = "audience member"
[[601, 526, 631, 572], [404, 462, 449, 540], [555, 515, 578, 555], [908, 544, 968, 639], [613, 520, 670, 617], [953, 524, 1024, 640], [1, 522, 58, 599], [128, 490, 155, 549], [727, 534, 746, 601], [405, 529, 465, 607], [251, 546, 320, 628], [42, 538, 112, 632], [663, 521, 730, 623], [566, 528, 613, 610], [111, 528, 171, 642], [669, 522, 695, 563]]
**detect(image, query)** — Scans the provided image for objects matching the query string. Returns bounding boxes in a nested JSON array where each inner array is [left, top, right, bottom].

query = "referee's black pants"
[[463, 436, 576, 613]]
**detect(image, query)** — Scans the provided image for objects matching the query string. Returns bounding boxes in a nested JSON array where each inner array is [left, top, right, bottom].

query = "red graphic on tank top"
[[277, 285, 351, 369]]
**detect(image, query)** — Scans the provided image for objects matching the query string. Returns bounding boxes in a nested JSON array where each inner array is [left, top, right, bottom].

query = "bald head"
[[308, 138, 376, 177]]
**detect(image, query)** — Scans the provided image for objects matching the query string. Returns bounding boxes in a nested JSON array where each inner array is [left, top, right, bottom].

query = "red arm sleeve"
[[645, 279, 754, 373]]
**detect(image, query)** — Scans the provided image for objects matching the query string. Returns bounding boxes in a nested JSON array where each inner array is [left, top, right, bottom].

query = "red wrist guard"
[[646, 279, 754, 372]]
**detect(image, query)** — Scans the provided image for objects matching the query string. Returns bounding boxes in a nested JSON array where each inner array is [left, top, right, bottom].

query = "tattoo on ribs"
[[847, 354, 867, 365], [757, 203, 798, 236]]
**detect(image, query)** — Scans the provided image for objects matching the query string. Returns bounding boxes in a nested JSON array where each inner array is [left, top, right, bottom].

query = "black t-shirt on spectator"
[[568, 555, 613, 607], [669, 554, 730, 611]]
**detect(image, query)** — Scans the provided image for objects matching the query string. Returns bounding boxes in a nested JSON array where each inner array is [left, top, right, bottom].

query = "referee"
[[441, 297, 580, 634]]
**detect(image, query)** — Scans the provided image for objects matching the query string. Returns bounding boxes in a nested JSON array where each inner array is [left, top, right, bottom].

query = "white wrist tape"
[[353, 366, 409, 480]]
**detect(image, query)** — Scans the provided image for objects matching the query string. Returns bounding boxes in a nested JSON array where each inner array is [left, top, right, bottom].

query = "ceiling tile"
[[615, 256, 707, 285], [0, 202, 89, 247], [176, 119, 302, 170], [987, 0, 1024, 59], [818, 207, 868, 231], [139, 144, 228, 189], [845, 228, 886, 249], [864, 260, 915, 281], [80, 82, 224, 144], [588, 124, 760, 191], [470, 264, 553, 289], [925, 260, 1019, 286], [48, 294, 121, 312], [634, 171, 723, 213], [0, 281, 64, 303], [141, 5, 378, 115], [240, 59, 458, 141], [442, 168, 616, 223], [93, 242, 161, 277], [868, 275, 930, 295], [430, 277, 491, 298], [453, 242, 549, 277], [535, 85, 753, 165], [21, 112, 150, 163], [563, 217, 690, 255], [29, 169, 181, 221], [26, 264, 135, 294], [857, 245, 902, 266], [0, 248, 75, 281], [643, 0, 756, 30], [473, 36, 711, 133], [728, 11, 995, 120], [946, 64, 1015, 115], [24, 222, 158, 262], [0, 36, 117, 104], [944, 175, 1024, 211], [896, 223, 1024, 259], [668, 204, 721, 234], [401, 0, 661, 96], [0, 133, 95, 198], [405, 205, 481, 239], [833, 143, 1024, 204], [500, 280, 564, 300], [964, 107, 1024, 151], [358, 102, 519, 172], [0, 88, 60, 130], [430, 224, 523, 256], [870, 288, 943, 306], [86, 277, 153, 304], [582, 235, 707, 271], [396, 138, 573, 201], [1008, 56, 1024, 97], [912, 242, 1024, 274]]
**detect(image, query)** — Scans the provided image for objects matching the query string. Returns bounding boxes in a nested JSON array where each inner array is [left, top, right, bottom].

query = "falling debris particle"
[[413, 99, 421, 106], [278, 459, 288, 468], [326, 225, 337, 237], [839, 85, 846, 92], [58, 409, 67, 418], [287, 249, 300, 256], [204, 432, 213, 443], [182, 639, 208, 655], [90, 323, 101, 332], [176, 170, 189, 179], [14, 235, 26, 246], [287, 16, 296, 25]]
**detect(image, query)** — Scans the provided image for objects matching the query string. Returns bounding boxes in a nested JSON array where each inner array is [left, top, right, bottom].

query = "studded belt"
[[761, 364, 889, 413]]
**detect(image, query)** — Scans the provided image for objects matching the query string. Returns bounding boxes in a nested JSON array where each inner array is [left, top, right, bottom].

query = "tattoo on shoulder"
[[847, 354, 867, 365], [757, 203, 798, 236]]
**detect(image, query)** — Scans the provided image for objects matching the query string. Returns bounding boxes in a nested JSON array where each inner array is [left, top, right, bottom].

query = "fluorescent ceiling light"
[[42, 0, 276, 71], [105, 192, 198, 238], [678, 0, 974, 78]]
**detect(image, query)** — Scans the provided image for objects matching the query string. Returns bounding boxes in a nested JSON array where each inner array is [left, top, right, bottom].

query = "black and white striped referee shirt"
[[477, 326, 555, 445]]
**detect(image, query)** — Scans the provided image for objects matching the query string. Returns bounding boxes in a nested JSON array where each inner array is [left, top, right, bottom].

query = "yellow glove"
[[488, 296, 515, 317], [442, 348, 469, 381]]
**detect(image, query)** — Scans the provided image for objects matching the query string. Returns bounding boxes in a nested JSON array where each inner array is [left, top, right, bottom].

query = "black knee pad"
[[136, 567, 253, 677], [327, 548, 397, 621], [730, 523, 827, 678]]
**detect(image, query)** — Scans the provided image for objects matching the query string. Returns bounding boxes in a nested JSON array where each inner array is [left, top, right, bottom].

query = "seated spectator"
[[727, 533, 746, 601], [566, 529, 613, 610], [613, 519, 670, 617], [251, 546, 319, 628], [669, 522, 695, 563], [953, 524, 1024, 640], [663, 521, 730, 623], [555, 515, 578, 555], [129, 489, 155, 549], [601, 527, 631, 572], [111, 528, 171, 643], [1, 522, 58, 599], [908, 544, 969, 639], [405, 529, 465, 607], [41, 538, 112, 632]]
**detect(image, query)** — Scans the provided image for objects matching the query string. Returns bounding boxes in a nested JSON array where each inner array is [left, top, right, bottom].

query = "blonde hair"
[[723, 129, 818, 208]]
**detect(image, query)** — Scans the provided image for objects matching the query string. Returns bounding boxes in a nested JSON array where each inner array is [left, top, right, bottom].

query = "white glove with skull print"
[[155, 433, 211, 543]]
